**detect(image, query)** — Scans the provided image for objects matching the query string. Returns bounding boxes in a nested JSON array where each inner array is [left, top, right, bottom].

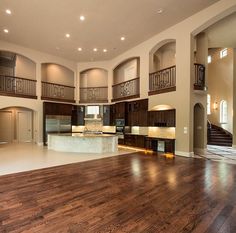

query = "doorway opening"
[[0, 107, 35, 144]]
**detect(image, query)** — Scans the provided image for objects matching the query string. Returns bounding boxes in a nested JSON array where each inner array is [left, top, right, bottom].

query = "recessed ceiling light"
[[3, 29, 9, 33], [5, 9, 12, 15], [103, 49, 107, 53], [157, 8, 164, 14], [78, 47, 82, 51], [80, 15, 85, 21], [65, 33, 70, 38], [93, 48, 98, 52], [121, 36, 125, 41]]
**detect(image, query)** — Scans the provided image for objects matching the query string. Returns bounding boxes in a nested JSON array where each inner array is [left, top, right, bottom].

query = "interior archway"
[[0, 106, 35, 144]]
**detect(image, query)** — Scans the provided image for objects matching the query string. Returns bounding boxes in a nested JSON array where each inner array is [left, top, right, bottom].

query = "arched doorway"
[[193, 103, 205, 154], [0, 107, 34, 143]]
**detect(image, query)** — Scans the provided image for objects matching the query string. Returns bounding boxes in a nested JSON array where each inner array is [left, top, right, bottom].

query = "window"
[[87, 105, 99, 115], [220, 48, 228, 59], [208, 55, 212, 64], [207, 94, 211, 115], [220, 100, 227, 124]]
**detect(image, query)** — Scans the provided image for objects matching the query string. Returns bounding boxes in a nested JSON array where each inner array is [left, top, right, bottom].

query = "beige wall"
[[41, 63, 74, 86], [208, 48, 233, 133], [150, 42, 176, 73], [15, 54, 36, 80], [0, 0, 235, 154], [113, 58, 139, 84], [80, 69, 108, 87]]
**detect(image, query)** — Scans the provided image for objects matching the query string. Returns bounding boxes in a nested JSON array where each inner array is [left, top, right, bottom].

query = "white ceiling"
[[0, 0, 219, 62], [205, 12, 236, 48]]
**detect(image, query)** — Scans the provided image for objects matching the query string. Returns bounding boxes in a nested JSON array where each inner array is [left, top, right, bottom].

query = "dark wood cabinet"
[[145, 137, 175, 154], [103, 105, 115, 126], [148, 109, 175, 127], [43, 102, 72, 116], [71, 105, 85, 126], [124, 134, 146, 148], [127, 99, 148, 126], [115, 102, 127, 119]]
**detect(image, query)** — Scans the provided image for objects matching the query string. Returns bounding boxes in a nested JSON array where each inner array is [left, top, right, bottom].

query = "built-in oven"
[[115, 119, 125, 139]]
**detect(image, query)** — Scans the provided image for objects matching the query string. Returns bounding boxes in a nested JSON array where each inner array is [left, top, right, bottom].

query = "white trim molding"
[[175, 151, 194, 157]]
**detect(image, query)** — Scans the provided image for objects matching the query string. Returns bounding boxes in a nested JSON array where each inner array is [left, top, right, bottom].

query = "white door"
[[0, 111, 13, 143], [17, 111, 32, 142]]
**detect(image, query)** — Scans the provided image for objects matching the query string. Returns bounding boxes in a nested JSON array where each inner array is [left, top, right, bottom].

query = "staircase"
[[208, 124, 232, 147]]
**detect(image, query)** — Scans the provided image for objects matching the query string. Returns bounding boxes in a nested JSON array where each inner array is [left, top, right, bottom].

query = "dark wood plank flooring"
[[0, 152, 236, 233]]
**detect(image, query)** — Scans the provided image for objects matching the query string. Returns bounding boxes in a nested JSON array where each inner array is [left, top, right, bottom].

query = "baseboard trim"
[[37, 142, 44, 146], [175, 151, 194, 158], [232, 144, 236, 149]]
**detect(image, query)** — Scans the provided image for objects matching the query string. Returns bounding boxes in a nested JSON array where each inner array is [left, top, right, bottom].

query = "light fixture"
[[103, 49, 107, 53], [80, 15, 85, 21], [5, 9, 12, 15], [65, 33, 70, 38], [3, 29, 9, 33], [157, 8, 164, 14], [93, 48, 98, 52], [78, 47, 82, 51], [121, 36, 125, 41], [213, 102, 218, 110]]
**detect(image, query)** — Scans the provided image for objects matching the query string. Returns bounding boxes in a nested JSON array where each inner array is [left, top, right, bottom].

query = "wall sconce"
[[213, 102, 218, 110]]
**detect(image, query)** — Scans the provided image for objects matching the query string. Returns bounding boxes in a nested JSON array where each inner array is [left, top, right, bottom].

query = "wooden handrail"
[[80, 86, 108, 89], [0, 75, 37, 82], [149, 66, 176, 75], [112, 77, 139, 87], [41, 81, 75, 88]]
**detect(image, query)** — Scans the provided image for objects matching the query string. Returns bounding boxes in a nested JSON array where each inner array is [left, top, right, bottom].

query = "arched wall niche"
[[41, 63, 74, 86], [0, 50, 36, 79], [113, 57, 140, 85]]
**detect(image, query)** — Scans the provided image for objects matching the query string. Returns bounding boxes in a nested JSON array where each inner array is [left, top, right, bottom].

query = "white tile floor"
[[194, 145, 236, 164], [0, 143, 135, 176]]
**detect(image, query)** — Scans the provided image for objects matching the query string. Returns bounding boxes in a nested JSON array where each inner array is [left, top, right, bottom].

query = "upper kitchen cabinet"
[[127, 99, 148, 126], [148, 109, 175, 127], [103, 105, 115, 126], [71, 105, 85, 126], [114, 102, 127, 119]]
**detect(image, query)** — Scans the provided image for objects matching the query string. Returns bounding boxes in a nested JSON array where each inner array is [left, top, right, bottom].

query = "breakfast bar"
[[48, 133, 118, 153]]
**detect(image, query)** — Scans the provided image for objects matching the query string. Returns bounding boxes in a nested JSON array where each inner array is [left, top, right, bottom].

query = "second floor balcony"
[[112, 77, 140, 102], [79, 86, 108, 103], [0, 75, 37, 99], [149, 66, 176, 95], [41, 81, 75, 103]]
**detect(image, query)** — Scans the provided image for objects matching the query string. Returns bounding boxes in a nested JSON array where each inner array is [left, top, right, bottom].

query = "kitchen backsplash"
[[148, 127, 175, 139]]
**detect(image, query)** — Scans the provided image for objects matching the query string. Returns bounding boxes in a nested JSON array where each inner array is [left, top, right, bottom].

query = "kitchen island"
[[48, 133, 118, 153]]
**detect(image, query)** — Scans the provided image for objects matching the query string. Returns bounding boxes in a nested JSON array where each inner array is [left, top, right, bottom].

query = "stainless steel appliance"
[[45, 115, 72, 143], [115, 119, 125, 139]]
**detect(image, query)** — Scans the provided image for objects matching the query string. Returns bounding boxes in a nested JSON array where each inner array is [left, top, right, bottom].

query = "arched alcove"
[[79, 68, 108, 103], [148, 40, 176, 95], [41, 63, 75, 103], [112, 57, 140, 101]]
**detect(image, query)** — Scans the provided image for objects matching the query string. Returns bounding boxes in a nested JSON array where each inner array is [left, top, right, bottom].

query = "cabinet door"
[[77, 106, 85, 125], [103, 105, 110, 126]]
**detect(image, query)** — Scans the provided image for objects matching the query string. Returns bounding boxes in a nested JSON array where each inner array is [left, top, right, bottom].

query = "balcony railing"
[[41, 81, 75, 103], [0, 75, 37, 99], [112, 77, 140, 102], [79, 87, 108, 103], [194, 63, 206, 90], [149, 66, 176, 95]]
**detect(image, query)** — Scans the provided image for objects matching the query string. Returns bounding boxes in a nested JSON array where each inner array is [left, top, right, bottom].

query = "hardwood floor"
[[0, 153, 236, 233]]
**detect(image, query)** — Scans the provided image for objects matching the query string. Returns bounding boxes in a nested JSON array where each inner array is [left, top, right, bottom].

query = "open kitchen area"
[[44, 99, 176, 155]]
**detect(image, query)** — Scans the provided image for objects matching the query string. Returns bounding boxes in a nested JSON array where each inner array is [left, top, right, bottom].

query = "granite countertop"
[[124, 133, 148, 136], [49, 133, 117, 137], [145, 136, 175, 140]]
